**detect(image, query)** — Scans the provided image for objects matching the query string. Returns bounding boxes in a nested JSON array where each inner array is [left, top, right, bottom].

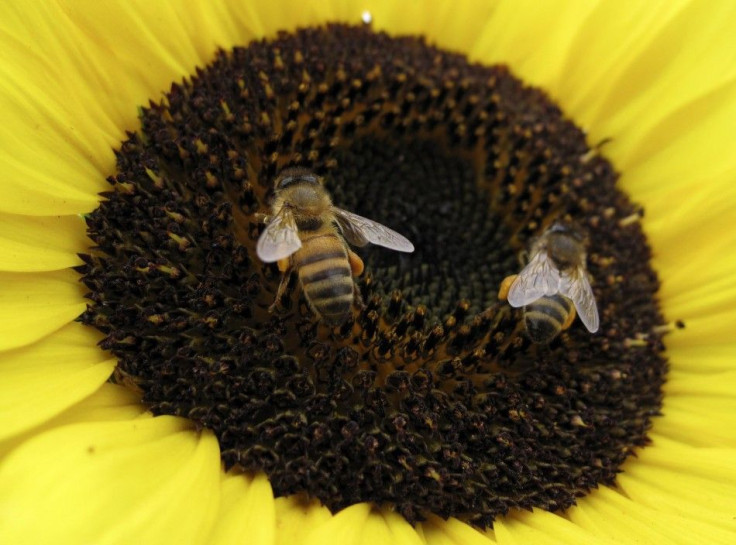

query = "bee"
[[498, 224, 599, 343], [256, 167, 415, 325]]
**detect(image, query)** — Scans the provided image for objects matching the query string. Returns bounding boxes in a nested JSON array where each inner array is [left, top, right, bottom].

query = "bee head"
[[547, 222, 584, 241]]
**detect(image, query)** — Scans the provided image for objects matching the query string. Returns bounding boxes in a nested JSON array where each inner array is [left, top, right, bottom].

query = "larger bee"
[[256, 167, 415, 325], [498, 224, 599, 343]]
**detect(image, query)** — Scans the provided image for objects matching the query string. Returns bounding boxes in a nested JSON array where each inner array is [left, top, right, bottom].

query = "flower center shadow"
[[328, 135, 516, 319]]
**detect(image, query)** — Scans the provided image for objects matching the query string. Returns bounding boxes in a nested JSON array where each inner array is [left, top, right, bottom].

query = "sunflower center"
[[78, 24, 667, 528], [328, 135, 515, 318]]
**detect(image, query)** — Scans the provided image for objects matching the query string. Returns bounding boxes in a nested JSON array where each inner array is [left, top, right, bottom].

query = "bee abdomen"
[[524, 294, 574, 343], [305, 276, 354, 323], [298, 247, 354, 325]]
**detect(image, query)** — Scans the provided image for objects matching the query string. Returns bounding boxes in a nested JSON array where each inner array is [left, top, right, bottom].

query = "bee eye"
[[276, 172, 320, 190], [549, 223, 568, 234], [276, 176, 296, 189]]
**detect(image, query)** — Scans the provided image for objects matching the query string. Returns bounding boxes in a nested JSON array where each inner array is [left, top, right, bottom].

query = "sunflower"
[[1, 0, 735, 543]]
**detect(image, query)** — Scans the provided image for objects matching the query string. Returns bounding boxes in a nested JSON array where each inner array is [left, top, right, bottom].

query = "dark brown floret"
[[78, 25, 667, 528]]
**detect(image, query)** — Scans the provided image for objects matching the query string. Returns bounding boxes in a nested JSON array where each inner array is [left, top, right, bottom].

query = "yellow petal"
[[216, 0, 342, 41], [0, 268, 86, 351], [0, 381, 144, 460], [666, 324, 736, 364], [302, 503, 372, 545], [208, 472, 276, 545], [419, 515, 495, 545], [0, 416, 220, 545], [654, 410, 733, 447], [666, 369, 736, 398], [470, 0, 598, 88], [0, 0, 226, 216], [667, 342, 736, 373], [274, 496, 332, 545], [0, 2, 174, 214], [660, 263, 736, 321], [47, 382, 144, 424], [667, 386, 736, 419], [358, 510, 400, 545], [618, 78, 736, 199], [331, 508, 429, 545], [553, 0, 693, 119], [618, 436, 736, 529], [641, 172, 736, 306], [0, 322, 113, 441], [369, 0, 498, 56], [658, 395, 736, 447], [373, 509, 426, 545], [484, 0, 736, 181], [566, 487, 670, 544], [494, 510, 620, 545], [644, 434, 736, 482], [592, 7, 736, 172], [568, 485, 736, 545], [0, 212, 88, 272], [642, 165, 736, 318]]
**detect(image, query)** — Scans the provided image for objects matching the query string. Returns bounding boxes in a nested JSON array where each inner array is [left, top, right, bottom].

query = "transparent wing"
[[507, 252, 562, 307], [256, 209, 302, 262], [560, 267, 599, 333], [332, 207, 414, 252]]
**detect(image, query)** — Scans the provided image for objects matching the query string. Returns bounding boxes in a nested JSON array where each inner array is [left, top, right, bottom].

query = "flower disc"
[[79, 25, 667, 527]]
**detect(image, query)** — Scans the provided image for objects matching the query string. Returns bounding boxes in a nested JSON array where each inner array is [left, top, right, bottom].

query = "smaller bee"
[[256, 167, 414, 325], [498, 224, 599, 343]]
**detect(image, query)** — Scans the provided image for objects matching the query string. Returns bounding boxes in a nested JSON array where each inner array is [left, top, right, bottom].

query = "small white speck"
[[361, 10, 373, 24]]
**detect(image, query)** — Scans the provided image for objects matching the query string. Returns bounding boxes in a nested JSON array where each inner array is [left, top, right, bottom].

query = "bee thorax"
[[295, 216, 325, 232], [546, 231, 585, 269]]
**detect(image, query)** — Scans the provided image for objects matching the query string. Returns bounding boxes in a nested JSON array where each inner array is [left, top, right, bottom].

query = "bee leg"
[[347, 249, 365, 277], [269, 259, 293, 313], [352, 281, 366, 311], [498, 275, 518, 301], [561, 306, 577, 331], [268, 273, 291, 314]]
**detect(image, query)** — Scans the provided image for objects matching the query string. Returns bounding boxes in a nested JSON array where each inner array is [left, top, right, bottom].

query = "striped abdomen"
[[524, 294, 575, 343], [295, 233, 354, 325]]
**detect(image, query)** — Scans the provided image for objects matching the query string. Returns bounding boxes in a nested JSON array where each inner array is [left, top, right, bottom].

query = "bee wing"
[[507, 252, 562, 307], [332, 207, 414, 252], [256, 208, 302, 262], [560, 267, 599, 333]]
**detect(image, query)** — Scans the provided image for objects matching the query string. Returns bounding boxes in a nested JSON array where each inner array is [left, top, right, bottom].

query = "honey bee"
[[256, 167, 415, 325], [498, 224, 599, 343]]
